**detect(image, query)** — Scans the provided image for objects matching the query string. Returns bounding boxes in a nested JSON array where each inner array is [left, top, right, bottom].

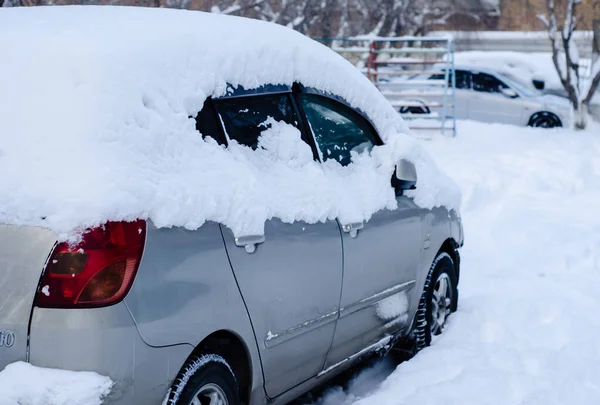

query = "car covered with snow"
[[391, 64, 572, 128], [0, 6, 463, 405]]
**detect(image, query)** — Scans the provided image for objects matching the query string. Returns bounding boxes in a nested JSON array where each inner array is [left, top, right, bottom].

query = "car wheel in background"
[[414, 252, 458, 351], [528, 111, 562, 128], [165, 354, 239, 405], [399, 100, 431, 115]]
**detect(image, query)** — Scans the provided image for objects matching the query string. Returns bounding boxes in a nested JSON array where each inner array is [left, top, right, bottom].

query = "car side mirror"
[[500, 87, 518, 98], [393, 159, 417, 193]]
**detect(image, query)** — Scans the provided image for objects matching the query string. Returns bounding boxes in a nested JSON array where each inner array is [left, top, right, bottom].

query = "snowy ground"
[[307, 120, 600, 405], [0, 362, 112, 405]]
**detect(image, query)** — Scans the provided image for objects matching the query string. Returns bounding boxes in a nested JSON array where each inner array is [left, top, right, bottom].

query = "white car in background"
[[451, 51, 600, 121], [393, 65, 572, 128]]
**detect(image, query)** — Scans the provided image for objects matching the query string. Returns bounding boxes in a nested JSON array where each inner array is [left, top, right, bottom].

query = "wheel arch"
[[174, 329, 254, 405], [436, 238, 460, 282]]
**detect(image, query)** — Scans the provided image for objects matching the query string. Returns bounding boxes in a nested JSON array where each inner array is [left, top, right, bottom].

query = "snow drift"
[[0, 361, 112, 405], [0, 6, 459, 240]]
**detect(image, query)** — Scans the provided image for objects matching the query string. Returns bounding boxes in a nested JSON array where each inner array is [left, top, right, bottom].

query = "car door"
[[295, 90, 423, 373], [470, 71, 526, 125], [429, 69, 471, 119], [453, 69, 472, 119], [212, 88, 343, 398]]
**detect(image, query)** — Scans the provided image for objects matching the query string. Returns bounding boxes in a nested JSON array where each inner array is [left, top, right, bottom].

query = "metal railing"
[[317, 36, 457, 137]]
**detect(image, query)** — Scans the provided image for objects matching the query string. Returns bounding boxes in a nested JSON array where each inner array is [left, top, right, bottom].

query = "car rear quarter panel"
[[124, 221, 264, 403], [29, 303, 192, 405], [0, 225, 56, 370]]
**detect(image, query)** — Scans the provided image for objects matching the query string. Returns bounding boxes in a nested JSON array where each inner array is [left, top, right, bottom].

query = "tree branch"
[[537, 13, 550, 28], [221, 0, 266, 16], [584, 61, 600, 105]]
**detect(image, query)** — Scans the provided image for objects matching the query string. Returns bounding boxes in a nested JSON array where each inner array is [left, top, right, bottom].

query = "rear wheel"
[[528, 111, 562, 128], [166, 354, 239, 405], [414, 253, 458, 350], [399, 99, 431, 115]]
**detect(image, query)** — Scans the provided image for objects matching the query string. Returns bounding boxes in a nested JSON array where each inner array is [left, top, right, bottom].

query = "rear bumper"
[[29, 302, 192, 404]]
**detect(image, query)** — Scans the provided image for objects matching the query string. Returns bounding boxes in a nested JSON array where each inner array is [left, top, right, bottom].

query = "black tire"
[[414, 252, 458, 351], [399, 100, 431, 115], [166, 354, 239, 405], [528, 111, 562, 128]]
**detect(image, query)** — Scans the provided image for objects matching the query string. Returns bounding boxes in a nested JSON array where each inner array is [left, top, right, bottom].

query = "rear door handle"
[[235, 235, 265, 254], [342, 222, 364, 238]]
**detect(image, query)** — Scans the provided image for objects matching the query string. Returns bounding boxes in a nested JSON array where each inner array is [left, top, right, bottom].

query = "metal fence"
[[317, 37, 457, 137]]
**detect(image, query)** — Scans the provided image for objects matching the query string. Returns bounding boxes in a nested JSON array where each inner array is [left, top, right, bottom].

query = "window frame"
[[194, 83, 384, 165], [292, 83, 383, 164], [196, 85, 318, 159], [429, 69, 472, 90], [455, 70, 473, 90], [471, 71, 511, 95]]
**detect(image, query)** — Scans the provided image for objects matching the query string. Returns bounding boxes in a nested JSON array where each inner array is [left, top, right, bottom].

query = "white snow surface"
[[0, 6, 460, 240], [308, 120, 600, 405], [0, 361, 112, 405]]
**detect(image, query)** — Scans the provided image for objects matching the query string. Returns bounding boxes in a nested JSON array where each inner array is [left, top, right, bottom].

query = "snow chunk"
[[0, 6, 459, 240], [375, 291, 409, 321], [0, 362, 112, 405]]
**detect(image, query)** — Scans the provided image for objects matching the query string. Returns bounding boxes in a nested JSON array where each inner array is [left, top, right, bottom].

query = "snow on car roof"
[[0, 6, 460, 240]]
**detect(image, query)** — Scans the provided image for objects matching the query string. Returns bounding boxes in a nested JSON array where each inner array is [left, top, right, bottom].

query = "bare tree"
[[538, 0, 600, 130], [164, 0, 190, 9]]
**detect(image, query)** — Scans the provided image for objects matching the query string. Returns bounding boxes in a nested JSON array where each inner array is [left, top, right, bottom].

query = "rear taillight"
[[35, 220, 146, 309]]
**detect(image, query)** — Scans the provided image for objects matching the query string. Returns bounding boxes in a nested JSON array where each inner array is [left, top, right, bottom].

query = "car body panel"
[[324, 196, 422, 370], [221, 219, 343, 398], [414, 207, 461, 305], [469, 90, 527, 125], [124, 221, 266, 404], [29, 303, 192, 405], [0, 225, 56, 370], [125, 222, 253, 348], [455, 88, 471, 119]]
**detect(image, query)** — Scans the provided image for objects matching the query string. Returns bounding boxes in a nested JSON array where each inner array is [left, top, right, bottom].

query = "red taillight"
[[35, 220, 146, 309]]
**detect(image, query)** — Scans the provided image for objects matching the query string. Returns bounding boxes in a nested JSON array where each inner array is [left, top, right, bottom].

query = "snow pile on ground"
[[0, 361, 112, 405], [0, 6, 459, 241], [308, 120, 600, 405]]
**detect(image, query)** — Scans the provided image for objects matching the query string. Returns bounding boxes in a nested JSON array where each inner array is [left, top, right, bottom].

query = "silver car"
[[0, 83, 463, 405], [392, 64, 571, 128]]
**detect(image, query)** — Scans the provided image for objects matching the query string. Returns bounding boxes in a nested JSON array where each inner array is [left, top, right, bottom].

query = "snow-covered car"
[[392, 65, 571, 128], [0, 6, 463, 405], [452, 50, 600, 121]]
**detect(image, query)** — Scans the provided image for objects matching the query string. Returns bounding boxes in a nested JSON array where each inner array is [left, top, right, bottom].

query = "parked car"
[[451, 50, 600, 122], [392, 65, 572, 128], [0, 7, 463, 405]]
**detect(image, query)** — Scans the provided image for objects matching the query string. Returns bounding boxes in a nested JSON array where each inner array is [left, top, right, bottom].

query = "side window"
[[455, 70, 471, 89], [429, 69, 471, 89], [298, 93, 379, 166], [472, 72, 508, 94], [195, 98, 227, 146], [213, 93, 298, 149]]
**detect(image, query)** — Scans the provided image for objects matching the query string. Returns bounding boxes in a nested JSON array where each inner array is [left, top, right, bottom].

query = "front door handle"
[[235, 235, 265, 254], [342, 222, 364, 238]]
